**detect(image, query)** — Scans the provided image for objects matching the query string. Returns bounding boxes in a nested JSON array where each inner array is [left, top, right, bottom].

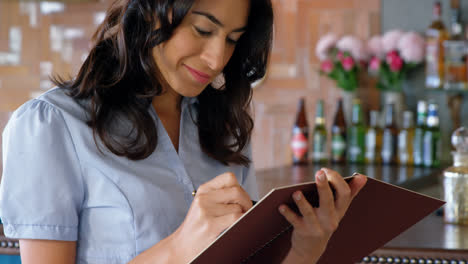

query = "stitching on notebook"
[[241, 224, 293, 263]]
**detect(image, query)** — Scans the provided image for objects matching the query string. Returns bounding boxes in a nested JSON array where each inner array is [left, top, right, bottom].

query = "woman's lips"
[[184, 65, 211, 84]]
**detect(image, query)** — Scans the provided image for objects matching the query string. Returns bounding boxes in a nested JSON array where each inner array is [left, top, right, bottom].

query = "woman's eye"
[[226, 38, 238, 45], [195, 27, 211, 36]]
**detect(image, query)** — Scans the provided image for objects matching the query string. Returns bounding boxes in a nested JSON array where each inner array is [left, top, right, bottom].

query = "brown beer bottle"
[[381, 104, 399, 164], [331, 99, 347, 163], [291, 98, 309, 165], [425, 1, 448, 89]]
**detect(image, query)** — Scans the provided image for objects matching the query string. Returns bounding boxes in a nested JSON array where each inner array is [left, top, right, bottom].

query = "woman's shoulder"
[[12, 86, 88, 125]]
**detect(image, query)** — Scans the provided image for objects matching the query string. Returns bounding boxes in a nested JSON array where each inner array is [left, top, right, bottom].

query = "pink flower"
[[386, 50, 399, 65], [389, 54, 403, 72], [316, 33, 339, 60], [367, 35, 385, 58], [320, 59, 334, 73], [337, 51, 345, 61], [397, 31, 425, 63], [336, 35, 368, 61], [369, 56, 381, 72], [341, 56, 355, 71], [382, 30, 404, 53]]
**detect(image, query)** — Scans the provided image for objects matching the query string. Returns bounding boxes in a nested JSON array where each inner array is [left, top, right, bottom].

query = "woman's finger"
[[321, 168, 352, 216], [292, 191, 320, 229], [205, 186, 252, 212], [315, 169, 336, 217], [207, 203, 244, 217], [349, 173, 368, 199], [278, 204, 303, 230]]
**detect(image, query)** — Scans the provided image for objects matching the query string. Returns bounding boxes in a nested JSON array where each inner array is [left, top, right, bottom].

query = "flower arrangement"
[[316, 33, 368, 92], [367, 30, 425, 92]]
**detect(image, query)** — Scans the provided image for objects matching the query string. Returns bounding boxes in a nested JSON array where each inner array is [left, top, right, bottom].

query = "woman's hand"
[[280, 169, 367, 264], [170, 172, 253, 263]]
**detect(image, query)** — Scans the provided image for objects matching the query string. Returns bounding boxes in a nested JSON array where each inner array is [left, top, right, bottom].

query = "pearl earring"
[[211, 73, 226, 89]]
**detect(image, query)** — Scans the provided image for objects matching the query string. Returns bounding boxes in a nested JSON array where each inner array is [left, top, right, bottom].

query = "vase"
[[382, 91, 405, 127], [341, 90, 357, 125]]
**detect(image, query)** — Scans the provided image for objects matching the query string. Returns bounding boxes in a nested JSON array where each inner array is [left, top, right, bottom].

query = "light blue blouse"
[[0, 87, 258, 264]]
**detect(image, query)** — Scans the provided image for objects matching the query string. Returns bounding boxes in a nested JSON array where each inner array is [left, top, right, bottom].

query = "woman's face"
[[152, 0, 249, 98]]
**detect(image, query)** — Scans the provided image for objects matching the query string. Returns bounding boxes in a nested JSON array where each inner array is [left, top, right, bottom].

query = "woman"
[[0, 0, 367, 263]]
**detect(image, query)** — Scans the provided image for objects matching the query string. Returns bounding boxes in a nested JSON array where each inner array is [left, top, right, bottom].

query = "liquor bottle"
[[425, 1, 448, 89], [423, 102, 442, 168], [398, 111, 415, 165], [291, 98, 309, 165], [365, 110, 383, 164], [312, 100, 328, 163], [413, 101, 428, 166], [347, 99, 366, 164], [381, 104, 399, 165], [331, 99, 347, 163], [443, 0, 467, 90]]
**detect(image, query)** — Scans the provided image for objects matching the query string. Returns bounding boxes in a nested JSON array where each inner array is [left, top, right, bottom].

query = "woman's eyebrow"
[[192, 10, 247, 32]]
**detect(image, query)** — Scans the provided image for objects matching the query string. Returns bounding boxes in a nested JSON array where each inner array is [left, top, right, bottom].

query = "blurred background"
[[0, 0, 466, 171]]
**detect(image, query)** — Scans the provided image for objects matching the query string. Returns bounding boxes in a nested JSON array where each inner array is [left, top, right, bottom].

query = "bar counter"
[[255, 163, 446, 197], [256, 163, 468, 263], [2, 163, 467, 263]]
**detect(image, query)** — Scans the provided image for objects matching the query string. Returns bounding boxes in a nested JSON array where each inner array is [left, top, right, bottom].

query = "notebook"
[[189, 176, 445, 264]]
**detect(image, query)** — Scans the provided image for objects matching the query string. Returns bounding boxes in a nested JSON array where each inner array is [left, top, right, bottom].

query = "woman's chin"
[[175, 85, 208, 98]]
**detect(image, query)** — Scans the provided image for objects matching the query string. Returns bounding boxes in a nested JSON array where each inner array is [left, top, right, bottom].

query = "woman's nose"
[[200, 38, 227, 72]]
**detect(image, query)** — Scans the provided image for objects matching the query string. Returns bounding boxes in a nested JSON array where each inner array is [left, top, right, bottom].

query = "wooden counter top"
[[255, 163, 446, 197]]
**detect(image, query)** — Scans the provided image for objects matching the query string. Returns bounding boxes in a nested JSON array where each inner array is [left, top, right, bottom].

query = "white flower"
[[367, 35, 385, 58], [315, 33, 339, 60], [382, 30, 404, 53], [336, 35, 368, 61], [397, 31, 426, 63]]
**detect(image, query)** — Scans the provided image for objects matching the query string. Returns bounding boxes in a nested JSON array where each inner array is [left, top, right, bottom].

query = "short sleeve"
[[241, 143, 259, 201], [0, 99, 84, 241]]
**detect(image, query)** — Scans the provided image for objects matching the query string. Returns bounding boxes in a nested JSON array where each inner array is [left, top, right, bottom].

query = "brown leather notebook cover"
[[189, 176, 445, 264]]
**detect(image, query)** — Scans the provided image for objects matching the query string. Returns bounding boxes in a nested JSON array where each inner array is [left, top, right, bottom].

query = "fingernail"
[[317, 170, 325, 182], [352, 172, 360, 177], [279, 205, 286, 213], [293, 192, 302, 201]]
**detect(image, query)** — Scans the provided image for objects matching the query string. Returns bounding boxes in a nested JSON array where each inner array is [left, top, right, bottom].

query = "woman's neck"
[[152, 88, 183, 116]]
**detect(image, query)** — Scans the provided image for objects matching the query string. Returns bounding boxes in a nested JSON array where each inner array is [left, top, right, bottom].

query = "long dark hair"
[[52, 0, 273, 166]]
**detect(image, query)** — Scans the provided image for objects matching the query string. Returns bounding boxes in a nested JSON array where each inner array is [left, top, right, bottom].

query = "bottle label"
[[331, 134, 346, 159], [425, 40, 442, 87], [382, 130, 394, 162], [313, 133, 327, 161], [423, 131, 433, 166], [423, 130, 441, 167], [413, 128, 424, 165], [398, 131, 408, 164], [291, 132, 308, 160], [349, 146, 362, 157], [365, 131, 376, 161]]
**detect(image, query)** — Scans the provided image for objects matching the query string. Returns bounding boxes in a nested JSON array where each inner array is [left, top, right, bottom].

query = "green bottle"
[[423, 102, 441, 168], [413, 101, 427, 166], [312, 100, 328, 163], [398, 111, 415, 165], [347, 99, 366, 164], [381, 104, 399, 165], [365, 110, 383, 164]]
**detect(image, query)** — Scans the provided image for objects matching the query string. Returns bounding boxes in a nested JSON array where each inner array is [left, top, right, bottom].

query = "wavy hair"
[[52, 0, 273, 166]]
